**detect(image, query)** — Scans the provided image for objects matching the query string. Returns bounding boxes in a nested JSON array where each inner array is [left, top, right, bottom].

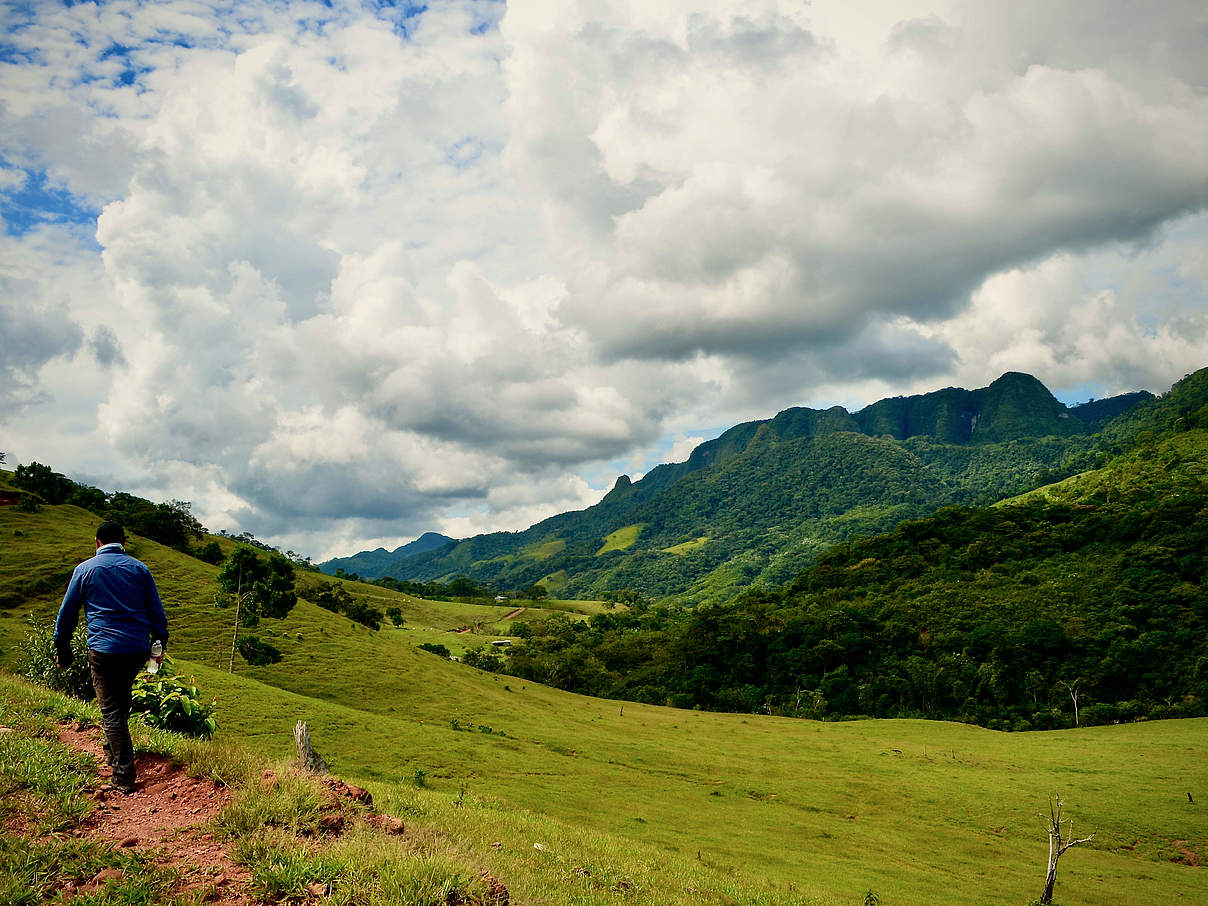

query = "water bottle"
[[147, 639, 164, 674]]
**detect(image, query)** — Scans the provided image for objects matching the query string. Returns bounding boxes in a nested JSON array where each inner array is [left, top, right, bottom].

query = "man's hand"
[[55, 648, 74, 669]]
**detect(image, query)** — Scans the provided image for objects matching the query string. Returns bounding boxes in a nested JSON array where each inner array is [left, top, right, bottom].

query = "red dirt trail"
[[55, 723, 254, 904]]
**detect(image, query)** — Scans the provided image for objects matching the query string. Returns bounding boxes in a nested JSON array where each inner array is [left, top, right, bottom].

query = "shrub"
[[237, 634, 283, 666], [418, 643, 451, 659], [195, 540, 225, 564], [343, 597, 383, 630], [313, 583, 351, 613], [462, 646, 504, 672], [20, 617, 94, 701], [312, 583, 381, 629], [131, 659, 217, 737]]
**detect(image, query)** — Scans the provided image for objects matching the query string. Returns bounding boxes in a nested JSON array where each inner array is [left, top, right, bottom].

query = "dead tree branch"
[[1039, 792, 1093, 905]]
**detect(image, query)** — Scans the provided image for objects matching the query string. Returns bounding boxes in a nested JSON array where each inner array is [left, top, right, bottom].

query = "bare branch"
[[1038, 793, 1094, 905]]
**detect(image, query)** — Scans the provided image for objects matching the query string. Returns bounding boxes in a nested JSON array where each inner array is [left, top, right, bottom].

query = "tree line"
[[486, 458, 1207, 730], [9, 460, 316, 570]]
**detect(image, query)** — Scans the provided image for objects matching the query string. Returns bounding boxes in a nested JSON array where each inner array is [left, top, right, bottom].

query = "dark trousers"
[[87, 649, 148, 789]]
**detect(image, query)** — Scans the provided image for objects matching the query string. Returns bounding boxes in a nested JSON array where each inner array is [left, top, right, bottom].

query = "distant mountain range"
[[322, 531, 454, 579], [321, 370, 1173, 601]]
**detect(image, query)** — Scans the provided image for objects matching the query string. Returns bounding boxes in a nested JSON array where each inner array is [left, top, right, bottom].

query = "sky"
[[2, 0, 1206, 562]]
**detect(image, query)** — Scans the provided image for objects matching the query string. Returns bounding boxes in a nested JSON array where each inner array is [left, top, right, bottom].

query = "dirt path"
[[56, 723, 254, 904], [500, 607, 526, 621], [49, 724, 415, 904]]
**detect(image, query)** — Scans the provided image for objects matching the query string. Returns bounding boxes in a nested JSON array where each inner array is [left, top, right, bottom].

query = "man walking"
[[55, 521, 168, 793]]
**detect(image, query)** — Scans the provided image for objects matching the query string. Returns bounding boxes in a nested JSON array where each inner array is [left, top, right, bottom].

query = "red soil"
[[56, 722, 254, 904]]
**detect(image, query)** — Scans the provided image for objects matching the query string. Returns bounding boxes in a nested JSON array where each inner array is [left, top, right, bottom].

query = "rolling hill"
[[1, 478, 1205, 906]]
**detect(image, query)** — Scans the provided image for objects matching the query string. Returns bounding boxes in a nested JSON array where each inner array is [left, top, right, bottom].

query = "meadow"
[[1, 488, 1205, 905]]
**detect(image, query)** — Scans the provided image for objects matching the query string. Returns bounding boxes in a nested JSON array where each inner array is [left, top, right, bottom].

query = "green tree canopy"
[[217, 546, 298, 627]]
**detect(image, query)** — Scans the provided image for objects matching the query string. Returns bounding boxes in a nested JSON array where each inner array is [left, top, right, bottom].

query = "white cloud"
[[1, 0, 1206, 562]]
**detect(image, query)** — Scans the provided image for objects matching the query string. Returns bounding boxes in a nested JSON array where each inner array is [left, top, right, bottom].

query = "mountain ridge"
[[322, 530, 454, 579], [320, 371, 1164, 598]]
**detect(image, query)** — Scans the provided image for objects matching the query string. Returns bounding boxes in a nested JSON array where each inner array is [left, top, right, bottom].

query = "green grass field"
[[661, 536, 710, 555], [1, 490, 1205, 905], [521, 539, 567, 561], [595, 524, 645, 556]]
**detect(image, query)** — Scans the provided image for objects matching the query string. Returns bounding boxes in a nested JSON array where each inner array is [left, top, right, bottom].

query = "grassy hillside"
[[1, 489, 1206, 904], [342, 372, 1165, 602], [497, 427, 1208, 730]]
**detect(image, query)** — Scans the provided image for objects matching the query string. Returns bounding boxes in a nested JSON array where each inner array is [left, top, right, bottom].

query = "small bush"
[[418, 643, 451, 659], [20, 617, 93, 701], [237, 634, 283, 666], [195, 540, 225, 564], [131, 660, 217, 737], [462, 646, 504, 672], [313, 582, 382, 629]]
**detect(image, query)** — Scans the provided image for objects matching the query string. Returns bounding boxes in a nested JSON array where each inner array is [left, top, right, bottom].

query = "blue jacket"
[[55, 543, 169, 654]]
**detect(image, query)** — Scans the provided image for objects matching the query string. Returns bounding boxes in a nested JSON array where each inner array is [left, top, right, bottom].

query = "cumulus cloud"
[[0, 295, 82, 409], [88, 326, 125, 368], [1, 0, 1206, 560], [516, 3, 1208, 370]]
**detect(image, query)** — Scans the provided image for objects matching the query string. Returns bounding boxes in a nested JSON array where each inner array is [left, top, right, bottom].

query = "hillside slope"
[[328, 371, 1162, 601], [321, 531, 455, 582], [1, 494, 1205, 906], [496, 419, 1208, 731]]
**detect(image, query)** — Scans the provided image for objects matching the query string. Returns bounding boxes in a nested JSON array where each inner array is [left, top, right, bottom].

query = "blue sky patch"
[[373, 1, 429, 39], [469, 0, 504, 35], [446, 137, 484, 169], [0, 41, 38, 65], [1053, 381, 1114, 408], [0, 165, 99, 237]]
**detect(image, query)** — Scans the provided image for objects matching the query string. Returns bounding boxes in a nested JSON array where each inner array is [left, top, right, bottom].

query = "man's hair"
[[95, 521, 126, 545]]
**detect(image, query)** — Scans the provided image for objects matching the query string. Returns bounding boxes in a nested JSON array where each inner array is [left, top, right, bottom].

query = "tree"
[[313, 582, 382, 629], [104, 493, 205, 550], [13, 462, 74, 504], [1039, 793, 1093, 905], [1058, 679, 1083, 727], [343, 597, 383, 630], [386, 606, 404, 628], [196, 540, 224, 564], [216, 546, 297, 671], [67, 485, 106, 512], [314, 583, 353, 613], [463, 646, 505, 672]]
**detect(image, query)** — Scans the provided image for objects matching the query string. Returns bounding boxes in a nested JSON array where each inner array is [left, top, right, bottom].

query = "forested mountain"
[[322, 531, 454, 579], [323, 371, 1165, 602], [494, 383, 1208, 729]]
